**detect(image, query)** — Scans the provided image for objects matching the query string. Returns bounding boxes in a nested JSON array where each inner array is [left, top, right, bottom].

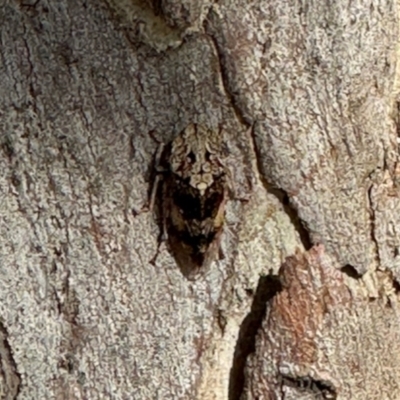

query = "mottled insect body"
[[157, 124, 228, 279]]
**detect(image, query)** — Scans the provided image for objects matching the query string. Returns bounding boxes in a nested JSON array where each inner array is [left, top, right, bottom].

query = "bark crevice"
[[367, 181, 381, 267]]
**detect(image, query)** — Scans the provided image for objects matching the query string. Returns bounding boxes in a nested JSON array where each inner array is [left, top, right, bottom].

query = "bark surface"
[[0, 0, 399, 399]]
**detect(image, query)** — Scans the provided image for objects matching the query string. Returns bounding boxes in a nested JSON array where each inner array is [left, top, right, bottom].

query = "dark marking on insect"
[[151, 124, 228, 280]]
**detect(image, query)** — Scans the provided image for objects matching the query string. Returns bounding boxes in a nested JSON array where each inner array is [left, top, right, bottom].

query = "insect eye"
[[187, 151, 196, 163]]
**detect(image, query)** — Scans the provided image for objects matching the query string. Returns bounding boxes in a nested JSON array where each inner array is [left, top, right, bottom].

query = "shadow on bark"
[[228, 275, 282, 400]]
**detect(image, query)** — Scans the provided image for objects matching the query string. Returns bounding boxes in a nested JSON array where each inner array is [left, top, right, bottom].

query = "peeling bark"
[[242, 245, 400, 400]]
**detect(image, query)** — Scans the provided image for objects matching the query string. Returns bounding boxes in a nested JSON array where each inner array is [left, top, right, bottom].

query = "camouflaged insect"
[[158, 124, 228, 280]]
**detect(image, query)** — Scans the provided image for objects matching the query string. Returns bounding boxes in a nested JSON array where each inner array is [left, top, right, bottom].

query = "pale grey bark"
[[0, 0, 399, 399]]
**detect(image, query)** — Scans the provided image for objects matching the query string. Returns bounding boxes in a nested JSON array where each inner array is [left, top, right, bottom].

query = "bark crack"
[[203, 19, 248, 127], [248, 125, 312, 250], [367, 181, 381, 267], [204, 10, 313, 250], [21, 24, 39, 115], [270, 187, 312, 250]]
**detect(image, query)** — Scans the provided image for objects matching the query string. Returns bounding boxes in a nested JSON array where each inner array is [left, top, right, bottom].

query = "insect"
[[151, 124, 228, 280]]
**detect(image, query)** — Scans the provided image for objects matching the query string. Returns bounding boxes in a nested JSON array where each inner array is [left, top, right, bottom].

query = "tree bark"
[[0, 0, 398, 399]]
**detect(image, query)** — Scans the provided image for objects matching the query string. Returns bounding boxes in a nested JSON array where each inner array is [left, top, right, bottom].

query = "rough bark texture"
[[0, 0, 399, 399], [242, 245, 400, 400]]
